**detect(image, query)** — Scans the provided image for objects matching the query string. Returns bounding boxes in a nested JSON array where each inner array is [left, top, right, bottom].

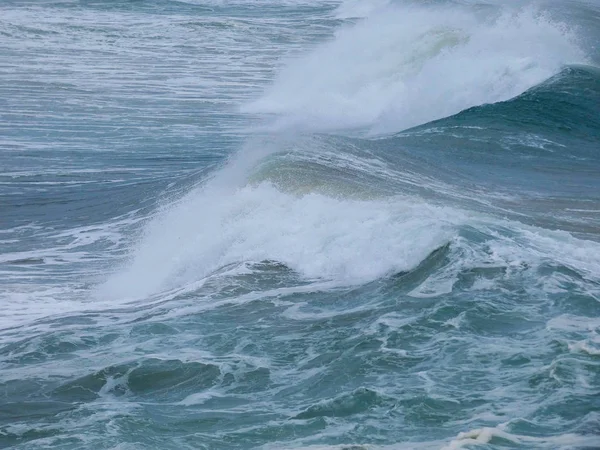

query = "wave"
[[386, 65, 600, 230], [100, 180, 462, 299], [242, 3, 587, 134], [99, 130, 600, 301], [100, 2, 599, 301]]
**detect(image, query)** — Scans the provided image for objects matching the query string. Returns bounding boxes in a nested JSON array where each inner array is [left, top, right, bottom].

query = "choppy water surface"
[[1, 1, 599, 449]]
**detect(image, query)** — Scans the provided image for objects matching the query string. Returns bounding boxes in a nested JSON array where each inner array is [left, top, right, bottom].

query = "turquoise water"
[[1, 1, 600, 449]]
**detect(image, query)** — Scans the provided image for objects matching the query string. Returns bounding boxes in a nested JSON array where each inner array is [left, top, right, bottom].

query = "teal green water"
[[1, 1, 600, 449]]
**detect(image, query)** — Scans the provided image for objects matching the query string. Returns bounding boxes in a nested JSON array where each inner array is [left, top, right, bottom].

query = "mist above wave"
[[243, 3, 587, 134]]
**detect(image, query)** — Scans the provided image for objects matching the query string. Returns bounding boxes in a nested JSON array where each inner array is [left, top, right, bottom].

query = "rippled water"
[[1, 1, 599, 449]]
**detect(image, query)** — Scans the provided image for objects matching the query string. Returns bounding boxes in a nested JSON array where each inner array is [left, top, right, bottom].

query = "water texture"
[[1, 0, 599, 449]]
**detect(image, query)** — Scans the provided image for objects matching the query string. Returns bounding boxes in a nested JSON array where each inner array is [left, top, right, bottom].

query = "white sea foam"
[[270, 427, 599, 450], [243, 3, 586, 134], [100, 178, 460, 299], [442, 426, 600, 449]]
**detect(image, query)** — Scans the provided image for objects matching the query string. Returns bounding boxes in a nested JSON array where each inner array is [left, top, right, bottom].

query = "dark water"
[[1, 1, 599, 449]]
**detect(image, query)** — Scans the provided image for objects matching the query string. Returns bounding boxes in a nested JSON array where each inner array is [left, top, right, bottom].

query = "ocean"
[[1, 0, 599, 448]]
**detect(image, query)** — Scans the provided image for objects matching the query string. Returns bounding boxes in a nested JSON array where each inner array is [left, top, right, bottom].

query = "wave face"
[[1, 1, 600, 449]]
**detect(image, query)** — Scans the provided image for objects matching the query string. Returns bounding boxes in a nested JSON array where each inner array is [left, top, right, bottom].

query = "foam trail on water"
[[243, 4, 586, 134]]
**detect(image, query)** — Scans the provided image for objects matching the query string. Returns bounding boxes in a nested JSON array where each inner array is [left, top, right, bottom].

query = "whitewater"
[[1, 0, 599, 449]]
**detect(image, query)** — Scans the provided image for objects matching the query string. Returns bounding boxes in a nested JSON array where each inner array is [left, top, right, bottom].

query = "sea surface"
[[1, 0, 600, 449]]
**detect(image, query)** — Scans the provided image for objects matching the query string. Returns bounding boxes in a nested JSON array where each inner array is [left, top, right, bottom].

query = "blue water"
[[1, 1, 600, 449]]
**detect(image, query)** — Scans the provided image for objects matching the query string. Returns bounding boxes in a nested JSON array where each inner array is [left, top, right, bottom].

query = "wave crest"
[[243, 4, 587, 134]]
